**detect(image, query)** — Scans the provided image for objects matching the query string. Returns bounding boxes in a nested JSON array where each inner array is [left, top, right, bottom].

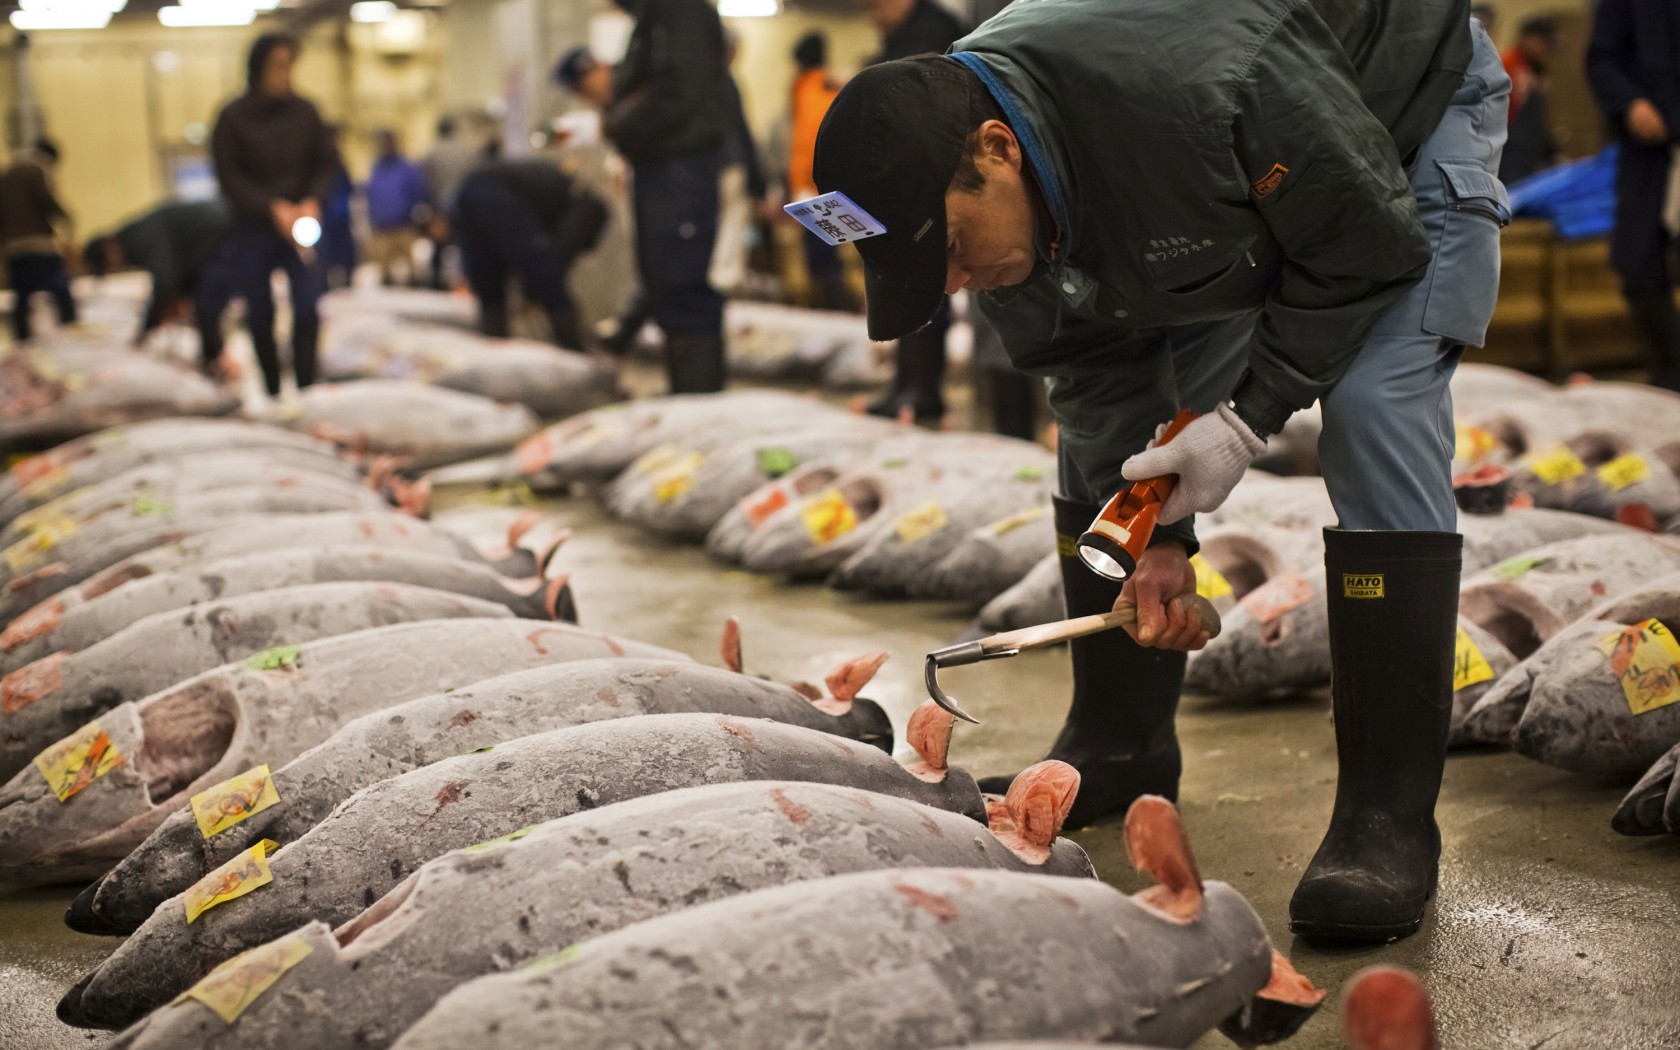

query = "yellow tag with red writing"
[[183, 839, 279, 923], [1453, 425, 1499, 466], [1596, 619, 1680, 715], [895, 501, 948, 544], [1595, 453, 1650, 492], [652, 452, 704, 503], [1190, 554, 1233, 602], [34, 720, 124, 802], [191, 764, 282, 840], [1453, 628, 1495, 692], [179, 928, 313, 1023], [1524, 445, 1587, 486], [800, 489, 857, 544]]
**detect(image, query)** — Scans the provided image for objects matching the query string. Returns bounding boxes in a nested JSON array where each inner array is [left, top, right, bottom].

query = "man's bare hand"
[[1628, 99, 1670, 144], [1113, 542, 1210, 651], [271, 199, 297, 235]]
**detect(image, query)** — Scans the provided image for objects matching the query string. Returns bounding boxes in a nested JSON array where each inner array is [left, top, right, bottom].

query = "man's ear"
[[979, 119, 1021, 171]]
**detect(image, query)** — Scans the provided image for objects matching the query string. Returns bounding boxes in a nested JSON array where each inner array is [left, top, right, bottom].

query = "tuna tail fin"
[[817, 651, 889, 713], [544, 575, 576, 624], [1339, 966, 1437, 1050], [903, 699, 954, 783], [721, 616, 744, 674], [1217, 949, 1327, 1046], [987, 759, 1080, 864], [536, 528, 572, 578], [505, 510, 544, 552], [388, 475, 432, 518], [1123, 795, 1204, 922]]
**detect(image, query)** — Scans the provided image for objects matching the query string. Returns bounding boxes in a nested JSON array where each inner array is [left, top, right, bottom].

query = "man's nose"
[[945, 263, 968, 295]]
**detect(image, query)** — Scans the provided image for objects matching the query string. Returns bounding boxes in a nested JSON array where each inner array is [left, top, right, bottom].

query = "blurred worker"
[[365, 129, 428, 286], [317, 125, 357, 290], [1588, 0, 1680, 392], [422, 116, 482, 290], [449, 157, 608, 349], [863, 0, 966, 425], [787, 32, 851, 311], [83, 199, 234, 376], [712, 29, 770, 297], [211, 33, 339, 401], [600, 0, 732, 394], [0, 138, 77, 343], [1499, 16, 1560, 184]]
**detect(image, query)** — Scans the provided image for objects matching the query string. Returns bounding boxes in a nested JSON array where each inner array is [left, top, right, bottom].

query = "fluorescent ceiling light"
[[717, 0, 778, 16], [158, 5, 256, 26], [350, 0, 397, 22], [173, 0, 279, 7], [10, 9, 112, 29]]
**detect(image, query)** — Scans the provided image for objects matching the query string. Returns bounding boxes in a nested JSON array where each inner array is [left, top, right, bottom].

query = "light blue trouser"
[[1052, 24, 1511, 536]]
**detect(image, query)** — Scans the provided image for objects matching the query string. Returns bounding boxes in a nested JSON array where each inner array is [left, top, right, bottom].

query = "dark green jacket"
[[113, 200, 232, 339], [955, 0, 1472, 435]]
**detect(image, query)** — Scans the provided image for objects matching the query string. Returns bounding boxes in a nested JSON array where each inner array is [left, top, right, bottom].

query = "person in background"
[[712, 29, 770, 298], [365, 129, 428, 286], [600, 0, 731, 394], [422, 116, 482, 290], [0, 138, 77, 343], [1499, 16, 1560, 184], [316, 124, 357, 290], [449, 156, 609, 349], [83, 199, 234, 376], [1588, 0, 1680, 392], [211, 33, 338, 402], [787, 31, 852, 312], [1471, 3, 1499, 44], [861, 0, 965, 425]]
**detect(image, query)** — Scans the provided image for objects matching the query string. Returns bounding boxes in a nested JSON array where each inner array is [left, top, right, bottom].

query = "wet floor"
[[3, 492, 1678, 1050]]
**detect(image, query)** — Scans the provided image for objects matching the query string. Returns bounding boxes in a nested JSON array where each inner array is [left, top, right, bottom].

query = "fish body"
[[289, 381, 540, 468]]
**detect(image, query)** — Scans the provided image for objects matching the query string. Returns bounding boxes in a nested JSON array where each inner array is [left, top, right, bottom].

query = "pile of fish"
[[617, 299, 889, 387]]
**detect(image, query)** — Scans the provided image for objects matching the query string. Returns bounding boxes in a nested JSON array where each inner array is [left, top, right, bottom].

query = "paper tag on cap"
[[784, 191, 888, 246]]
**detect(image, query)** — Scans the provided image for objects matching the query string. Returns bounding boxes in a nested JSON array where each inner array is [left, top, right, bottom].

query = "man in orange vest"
[[788, 33, 851, 311]]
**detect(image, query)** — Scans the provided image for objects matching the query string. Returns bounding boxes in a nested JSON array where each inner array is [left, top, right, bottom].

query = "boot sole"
[[1288, 914, 1423, 944]]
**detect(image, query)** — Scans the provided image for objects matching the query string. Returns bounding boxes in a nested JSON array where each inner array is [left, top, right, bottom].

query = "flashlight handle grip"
[[977, 592, 1222, 654]]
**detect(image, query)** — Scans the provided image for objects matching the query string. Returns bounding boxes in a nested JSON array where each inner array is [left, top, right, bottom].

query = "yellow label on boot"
[[1453, 628, 1495, 692], [1596, 618, 1680, 715], [1190, 554, 1233, 601], [179, 929, 312, 1023], [190, 764, 282, 840], [183, 839, 279, 923], [1342, 574, 1385, 599]]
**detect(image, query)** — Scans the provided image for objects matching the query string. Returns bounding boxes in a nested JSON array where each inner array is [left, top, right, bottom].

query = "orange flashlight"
[[1075, 409, 1198, 582]]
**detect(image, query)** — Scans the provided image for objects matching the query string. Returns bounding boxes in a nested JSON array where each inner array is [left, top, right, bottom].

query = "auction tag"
[[895, 501, 948, 544], [783, 191, 888, 246], [183, 840, 279, 923], [18, 464, 70, 500], [1524, 445, 1587, 486], [756, 447, 798, 479], [989, 506, 1045, 537], [632, 444, 683, 477], [652, 452, 704, 503], [1, 650, 66, 714], [131, 496, 172, 517], [244, 646, 301, 671], [1597, 618, 1680, 715], [179, 928, 312, 1023], [9, 454, 60, 490], [464, 824, 540, 854], [1454, 425, 1500, 466], [1239, 572, 1315, 625], [0, 596, 63, 651], [1490, 556, 1544, 580], [4, 515, 76, 572], [34, 719, 124, 802], [1453, 628, 1495, 692], [1190, 554, 1233, 602], [191, 764, 282, 839], [801, 489, 858, 544], [1596, 453, 1650, 492], [744, 485, 789, 528]]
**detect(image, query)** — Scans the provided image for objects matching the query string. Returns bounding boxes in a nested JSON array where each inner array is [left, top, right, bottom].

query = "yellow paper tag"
[[33, 720, 124, 802], [989, 506, 1046, 538], [183, 839, 279, 923], [1524, 445, 1587, 486], [180, 928, 312, 1023], [631, 444, 683, 477], [1190, 554, 1233, 602], [652, 452, 705, 503], [1453, 628, 1495, 692], [800, 489, 858, 544], [191, 764, 282, 840], [1342, 574, 1385, 600], [1596, 453, 1650, 492], [894, 501, 949, 544], [1453, 425, 1499, 466], [3, 515, 76, 572], [1596, 619, 1680, 715]]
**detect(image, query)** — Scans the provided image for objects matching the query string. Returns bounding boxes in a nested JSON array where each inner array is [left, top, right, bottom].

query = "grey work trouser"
[[1051, 23, 1511, 537]]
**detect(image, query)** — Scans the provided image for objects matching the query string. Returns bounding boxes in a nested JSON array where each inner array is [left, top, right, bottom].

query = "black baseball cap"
[[812, 56, 973, 341]]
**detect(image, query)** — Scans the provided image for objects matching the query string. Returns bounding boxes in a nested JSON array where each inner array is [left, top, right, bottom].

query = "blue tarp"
[[1506, 146, 1619, 242]]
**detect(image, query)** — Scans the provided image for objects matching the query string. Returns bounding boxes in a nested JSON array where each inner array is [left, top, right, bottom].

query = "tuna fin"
[[903, 699, 953, 783], [544, 575, 576, 623], [1123, 795, 1204, 922], [721, 617, 744, 674], [1340, 965, 1437, 1050], [816, 651, 889, 713], [387, 475, 432, 518], [988, 760, 1080, 864], [1218, 950, 1327, 1046], [536, 528, 572, 578], [506, 511, 544, 552]]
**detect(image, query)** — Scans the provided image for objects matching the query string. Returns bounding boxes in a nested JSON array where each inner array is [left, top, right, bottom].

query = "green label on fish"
[[131, 497, 172, 516], [464, 824, 540, 853], [1014, 465, 1045, 481], [756, 447, 798, 478], [523, 943, 582, 974], [1490, 557, 1543, 580], [244, 646, 301, 672], [880, 458, 909, 469]]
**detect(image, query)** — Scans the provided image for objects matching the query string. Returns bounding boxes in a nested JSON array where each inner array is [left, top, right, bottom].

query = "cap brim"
[[858, 210, 948, 342]]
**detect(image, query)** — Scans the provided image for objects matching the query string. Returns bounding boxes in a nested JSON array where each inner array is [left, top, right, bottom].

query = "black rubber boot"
[[976, 495, 1184, 829], [1625, 292, 1680, 392], [665, 332, 727, 394], [1289, 527, 1462, 942]]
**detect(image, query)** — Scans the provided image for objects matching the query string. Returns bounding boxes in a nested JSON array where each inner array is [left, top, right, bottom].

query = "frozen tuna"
[[973, 553, 1063, 634], [0, 349, 240, 452], [0, 618, 682, 886], [914, 504, 1056, 607], [384, 797, 1320, 1050], [288, 381, 540, 468], [1612, 742, 1680, 837], [74, 657, 892, 934], [84, 767, 1089, 1045], [62, 704, 984, 1025]]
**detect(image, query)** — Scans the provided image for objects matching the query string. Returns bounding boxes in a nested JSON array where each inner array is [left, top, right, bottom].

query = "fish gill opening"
[[1198, 535, 1280, 600], [136, 680, 237, 805], [791, 467, 839, 497], [335, 869, 423, 958], [840, 479, 882, 523], [1567, 431, 1631, 468], [1460, 588, 1550, 660]]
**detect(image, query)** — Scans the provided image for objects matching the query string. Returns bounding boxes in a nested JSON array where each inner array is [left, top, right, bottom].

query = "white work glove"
[[1119, 402, 1267, 525]]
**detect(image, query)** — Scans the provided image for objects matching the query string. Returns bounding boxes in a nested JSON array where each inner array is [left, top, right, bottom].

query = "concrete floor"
[[3, 490, 1679, 1050]]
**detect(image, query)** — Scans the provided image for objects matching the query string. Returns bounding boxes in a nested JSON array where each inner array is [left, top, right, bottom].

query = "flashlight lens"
[[291, 216, 322, 248], [1078, 543, 1130, 581]]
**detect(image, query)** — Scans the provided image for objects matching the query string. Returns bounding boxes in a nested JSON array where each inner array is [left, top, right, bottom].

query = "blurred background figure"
[[711, 28, 770, 299], [83, 199, 234, 378], [600, 0, 731, 394], [1500, 16, 1562, 184], [861, 0, 965, 425], [317, 124, 357, 290], [366, 128, 428, 287], [422, 116, 482, 290], [212, 32, 338, 403], [1588, 0, 1680, 391], [449, 157, 608, 349], [786, 31, 851, 312], [0, 138, 77, 343]]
